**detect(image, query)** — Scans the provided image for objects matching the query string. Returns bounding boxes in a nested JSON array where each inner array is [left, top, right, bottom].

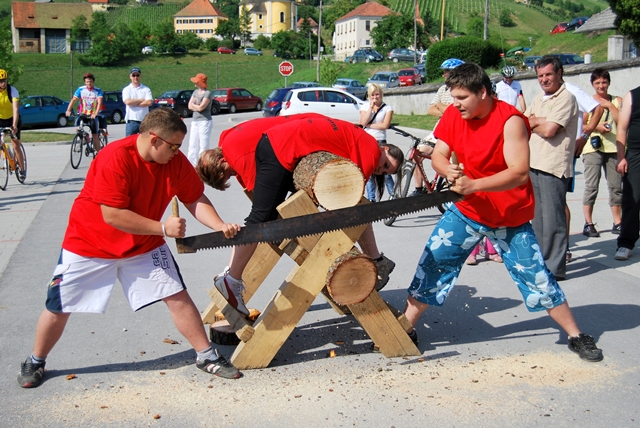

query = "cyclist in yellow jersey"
[[0, 70, 26, 179]]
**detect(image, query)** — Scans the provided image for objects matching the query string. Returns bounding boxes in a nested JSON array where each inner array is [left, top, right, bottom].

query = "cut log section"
[[293, 151, 364, 210], [326, 250, 377, 305], [210, 320, 241, 346]]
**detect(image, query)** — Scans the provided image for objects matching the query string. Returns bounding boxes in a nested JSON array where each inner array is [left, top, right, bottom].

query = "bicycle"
[[0, 127, 27, 190], [384, 126, 449, 226], [70, 114, 108, 169]]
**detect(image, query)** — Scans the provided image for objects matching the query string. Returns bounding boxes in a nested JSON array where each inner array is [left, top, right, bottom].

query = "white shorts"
[[45, 243, 186, 313]]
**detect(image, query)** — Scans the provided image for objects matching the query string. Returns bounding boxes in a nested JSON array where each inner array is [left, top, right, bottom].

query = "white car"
[[142, 46, 153, 54], [280, 87, 364, 123]]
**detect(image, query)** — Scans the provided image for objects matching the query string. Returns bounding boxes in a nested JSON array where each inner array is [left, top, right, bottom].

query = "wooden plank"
[[276, 190, 323, 251], [242, 242, 283, 301], [349, 291, 421, 358], [230, 226, 366, 369], [384, 301, 415, 333], [206, 286, 255, 342]]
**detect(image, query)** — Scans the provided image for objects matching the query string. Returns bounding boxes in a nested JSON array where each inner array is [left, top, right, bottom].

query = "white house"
[[333, 1, 394, 61]]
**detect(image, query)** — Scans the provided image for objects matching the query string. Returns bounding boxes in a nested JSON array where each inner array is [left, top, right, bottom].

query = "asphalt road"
[[0, 112, 639, 427]]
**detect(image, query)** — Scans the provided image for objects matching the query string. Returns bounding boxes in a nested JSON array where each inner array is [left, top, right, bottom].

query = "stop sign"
[[279, 61, 294, 77]]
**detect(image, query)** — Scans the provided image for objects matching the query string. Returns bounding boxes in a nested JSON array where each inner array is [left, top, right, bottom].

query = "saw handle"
[[172, 197, 179, 217]]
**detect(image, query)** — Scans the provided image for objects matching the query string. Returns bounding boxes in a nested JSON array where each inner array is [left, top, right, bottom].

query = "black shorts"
[[245, 135, 294, 224], [0, 117, 21, 139]]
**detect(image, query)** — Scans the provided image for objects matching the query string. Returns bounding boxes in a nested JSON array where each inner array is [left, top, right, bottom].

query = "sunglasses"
[[0, 80, 7, 84], [131, 74, 140, 77], [150, 132, 181, 152]]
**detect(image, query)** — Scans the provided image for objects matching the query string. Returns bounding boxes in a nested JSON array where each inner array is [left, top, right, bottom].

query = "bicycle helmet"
[[0, 69, 7, 80], [501, 66, 517, 78], [440, 58, 465, 69]]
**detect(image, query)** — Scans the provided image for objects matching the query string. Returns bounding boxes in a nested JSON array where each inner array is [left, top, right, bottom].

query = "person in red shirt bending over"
[[197, 113, 403, 316], [400, 63, 603, 362], [18, 108, 243, 389]]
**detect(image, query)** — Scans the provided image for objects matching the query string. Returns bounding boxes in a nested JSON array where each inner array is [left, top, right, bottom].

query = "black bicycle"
[[384, 126, 449, 226], [70, 114, 108, 169]]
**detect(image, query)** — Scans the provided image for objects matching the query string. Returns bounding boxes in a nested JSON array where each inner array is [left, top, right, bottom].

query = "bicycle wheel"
[[98, 130, 108, 150], [15, 144, 27, 184], [0, 148, 9, 191], [383, 162, 416, 226], [435, 176, 451, 214], [70, 134, 83, 169]]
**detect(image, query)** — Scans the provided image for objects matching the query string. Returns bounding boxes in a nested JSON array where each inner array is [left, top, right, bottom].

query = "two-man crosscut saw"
[[175, 190, 462, 253]]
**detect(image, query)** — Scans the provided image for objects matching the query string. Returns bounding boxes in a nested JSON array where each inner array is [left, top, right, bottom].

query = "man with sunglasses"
[[123, 67, 153, 136], [17, 108, 243, 389]]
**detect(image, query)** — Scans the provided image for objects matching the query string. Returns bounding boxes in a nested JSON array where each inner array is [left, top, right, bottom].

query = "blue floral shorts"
[[409, 205, 566, 312]]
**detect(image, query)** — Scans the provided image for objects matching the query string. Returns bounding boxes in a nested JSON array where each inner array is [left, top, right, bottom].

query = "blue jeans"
[[408, 204, 566, 312], [126, 120, 141, 136], [366, 174, 395, 201]]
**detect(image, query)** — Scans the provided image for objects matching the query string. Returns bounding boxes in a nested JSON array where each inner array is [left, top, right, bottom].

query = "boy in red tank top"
[[400, 63, 603, 362]]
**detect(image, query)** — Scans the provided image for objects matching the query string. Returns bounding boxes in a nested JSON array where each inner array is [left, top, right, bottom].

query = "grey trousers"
[[530, 169, 569, 279]]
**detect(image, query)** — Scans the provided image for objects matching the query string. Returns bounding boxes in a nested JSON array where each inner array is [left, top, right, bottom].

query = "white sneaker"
[[615, 247, 631, 261], [214, 271, 249, 316]]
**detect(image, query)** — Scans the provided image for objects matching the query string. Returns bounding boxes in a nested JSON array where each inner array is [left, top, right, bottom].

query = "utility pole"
[[483, 0, 489, 40], [316, 0, 322, 82], [440, 0, 445, 41], [414, 0, 418, 64]]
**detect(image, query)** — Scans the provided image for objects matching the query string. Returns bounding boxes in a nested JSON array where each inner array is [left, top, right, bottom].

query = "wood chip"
[[66, 374, 77, 380], [100, 406, 108, 409], [294, 395, 302, 398], [163, 338, 179, 345], [329, 350, 336, 358], [153, 414, 161, 419]]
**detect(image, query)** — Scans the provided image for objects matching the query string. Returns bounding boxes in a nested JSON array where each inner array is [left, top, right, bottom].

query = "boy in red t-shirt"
[[197, 114, 404, 316], [18, 109, 243, 389], [401, 63, 603, 362]]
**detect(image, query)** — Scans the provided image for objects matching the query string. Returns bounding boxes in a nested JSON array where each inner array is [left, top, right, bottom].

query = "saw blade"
[[176, 190, 462, 253]]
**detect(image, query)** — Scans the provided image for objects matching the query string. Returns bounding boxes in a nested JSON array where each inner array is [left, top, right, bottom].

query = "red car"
[[211, 87, 262, 113], [217, 46, 236, 54], [550, 22, 568, 35], [397, 68, 423, 86]]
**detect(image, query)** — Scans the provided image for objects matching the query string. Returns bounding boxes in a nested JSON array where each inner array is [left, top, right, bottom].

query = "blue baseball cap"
[[130, 68, 141, 74]]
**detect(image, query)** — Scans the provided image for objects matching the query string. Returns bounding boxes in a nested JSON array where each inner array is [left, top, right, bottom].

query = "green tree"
[[70, 15, 90, 53], [271, 30, 293, 54], [81, 12, 118, 66], [499, 9, 515, 27], [319, 56, 343, 86], [253, 34, 271, 50], [370, 14, 423, 55], [466, 17, 484, 38], [204, 37, 220, 51], [0, 26, 22, 86], [216, 19, 240, 41], [152, 18, 179, 54], [609, 0, 640, 44], [111, 22, 139, 59], [219, 0, 240, 20], [179, 31, 203, 50], [239, 3, 252, 46], [130, 20, 151, 51], [323, 0, 364, 33]]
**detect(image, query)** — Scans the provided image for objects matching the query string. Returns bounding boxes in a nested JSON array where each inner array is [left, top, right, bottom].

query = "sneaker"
[[568, 334, 603, 362], [196, 350, 242, 379], [615, 247, 631, 261], [214, 271, 249, 316], [409, 187, 426, 197], [17, 358, 46, 388], [18, 170, 26, 181], [566, 250, 572, 263], [374, 254, 396, 291], [582, 223, 600, 238], [612, 223, 621, 235]]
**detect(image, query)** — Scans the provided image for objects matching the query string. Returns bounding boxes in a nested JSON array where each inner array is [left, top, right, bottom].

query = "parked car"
[[211, 88, 262, 113], [273, 51, 291, 59], [413, 64, 426, 80], [550, 22, 568, 35], [217, 46, 236, 54], [262, 87, 294, 117], [398, 68, 422, 86], [150, 89, 194, 117], [566, 16, 589, 31], [280, 87, 364, 123], [523, 55, 542, 70], [101, 91, 126, 124], [141, 46, 153, 54], [244, 47, 263, 56], [387, 48, 417, 62], [19, 95, 72, 128], [291, 82, 321, 88], [350, 48, 383, 63], [366, 71, 400, 89], [174, 46, 188, 54], [549, 53, 585, 65], [332, 78, 368, 99]]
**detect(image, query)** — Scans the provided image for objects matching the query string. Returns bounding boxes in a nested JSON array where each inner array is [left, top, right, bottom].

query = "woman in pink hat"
[[187, 73, 213, 165]]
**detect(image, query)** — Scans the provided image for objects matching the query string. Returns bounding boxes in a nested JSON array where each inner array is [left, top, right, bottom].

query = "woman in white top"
[[359, 83, 394, 201]]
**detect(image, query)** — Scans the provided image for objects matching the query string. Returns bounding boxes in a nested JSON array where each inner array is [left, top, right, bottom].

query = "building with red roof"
[[174, 0, 228, 40], [333, 1, 395, 61]]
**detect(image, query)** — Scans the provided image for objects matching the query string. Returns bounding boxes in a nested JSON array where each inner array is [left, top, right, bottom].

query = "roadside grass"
[[21, 131, 74, 143]]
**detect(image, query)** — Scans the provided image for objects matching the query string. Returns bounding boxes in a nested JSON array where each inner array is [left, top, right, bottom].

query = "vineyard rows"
[[104, 4, 184, 30]]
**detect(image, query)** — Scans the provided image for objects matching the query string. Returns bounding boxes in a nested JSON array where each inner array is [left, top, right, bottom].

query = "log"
[[325, 249, 377, 305], [210, 320, 241, 346], [293, 151, 364, 210]]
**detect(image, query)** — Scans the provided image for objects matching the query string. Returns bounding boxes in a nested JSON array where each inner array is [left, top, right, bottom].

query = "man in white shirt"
[[123, 68, 153, 136], [495, 66, 526, 112]]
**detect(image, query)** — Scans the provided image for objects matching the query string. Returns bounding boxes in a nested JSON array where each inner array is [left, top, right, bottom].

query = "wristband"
[[161, 223, 166, 237], [581, 133, 589, 140]]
